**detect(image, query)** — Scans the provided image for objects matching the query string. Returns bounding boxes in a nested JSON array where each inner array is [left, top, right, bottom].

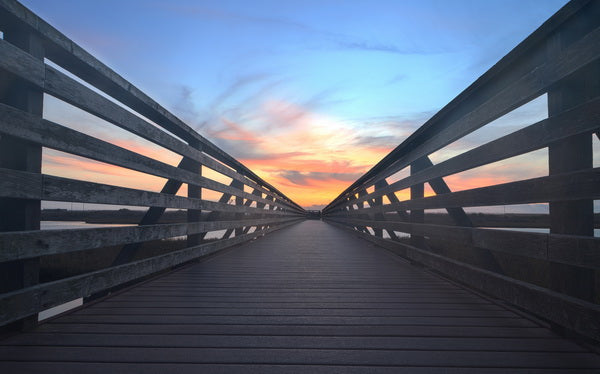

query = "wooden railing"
[[0, 0, 304, 329], [322, 0, 600, 341]]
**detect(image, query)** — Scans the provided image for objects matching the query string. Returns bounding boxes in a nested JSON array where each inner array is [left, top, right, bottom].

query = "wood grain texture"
[[325, 18, 600, 213], [0, 221, 598, 372], [0, 217, 298, 262], [0, 0, 302, 210], [338, 168, 600, 215], [326, 219, 600, 342], [330, 95, 600, 212], [0, 219, 301, 325]]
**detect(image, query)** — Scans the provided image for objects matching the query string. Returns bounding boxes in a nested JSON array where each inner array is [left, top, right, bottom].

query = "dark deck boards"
[[1, 220, 599, 373]]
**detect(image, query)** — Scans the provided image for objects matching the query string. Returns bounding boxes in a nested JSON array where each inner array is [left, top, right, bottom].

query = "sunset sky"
[[20, 0, 584, 210]]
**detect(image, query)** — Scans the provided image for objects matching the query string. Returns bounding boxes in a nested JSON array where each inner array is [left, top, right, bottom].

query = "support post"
[[410, 158, 426, 248], [233, 179, 244, 237], [187, 141, 202, 247], [0, 27, 44, 331], [547, 32, 598, 302]]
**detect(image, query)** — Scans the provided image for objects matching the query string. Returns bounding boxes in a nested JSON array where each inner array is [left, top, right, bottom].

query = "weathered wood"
[[343, 168, 600, 215], [548, 51, 596, 237], [0, 104, 296, 211], [0, 38, 44, 87], [546, 33, 597, 302], [47, 61, 300, 211], [232, 179, 245, 237], [186, 142, 203, 248], [242, 189, 263, 234], [0, 168, 295, 218], [0, 23, 302, 214], [42, 172, 200, 210], [3, 220, 599, 371], [0, 0, 310, 339], [548, 234, 600, 269], [0, 103, 200, 185], [111, 157, 190, 267], [419, 157, 473, 226], [0, 217, 298, 263], [0, 167, 42, 199], [327, 219, 600, 342], [0, 26, 44, 330], [410, 158, 426, 248], [199, 180, 240, 240], [371, 181, 386, 238], [0, 0, 299, 208], [325, 19, 600, 212], [341, 96, 600, 210], [0, 218, 302, 326], [331, 217, 555, 265]]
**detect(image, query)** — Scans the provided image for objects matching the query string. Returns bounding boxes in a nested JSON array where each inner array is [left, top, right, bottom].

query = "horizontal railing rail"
[[322, 0, 600, 341], [0, 0, 304, 329]]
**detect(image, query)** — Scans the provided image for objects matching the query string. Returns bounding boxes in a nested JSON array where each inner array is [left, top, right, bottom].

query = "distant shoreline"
[[41, 209, 600, 228]]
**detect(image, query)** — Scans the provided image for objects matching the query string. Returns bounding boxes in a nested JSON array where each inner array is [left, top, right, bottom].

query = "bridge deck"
[[1, 220, 599, 373]]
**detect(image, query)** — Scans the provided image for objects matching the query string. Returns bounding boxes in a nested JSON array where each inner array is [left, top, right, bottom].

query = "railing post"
[[0, 26, 44, 330], [410, 158, 427, 248], [372, 180, 390, 238], [187, 141, 202, 247], [232, 179, 244, 237], [547, 32, 597, 302]]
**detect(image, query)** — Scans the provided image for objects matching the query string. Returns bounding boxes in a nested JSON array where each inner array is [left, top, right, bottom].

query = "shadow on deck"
[[1, 220, 599, 373]]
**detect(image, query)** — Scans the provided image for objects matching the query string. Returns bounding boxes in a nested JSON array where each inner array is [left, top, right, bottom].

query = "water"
[[41, 221, 225, 239], [485, 227, 600, 237], [41, 221, 132, 230]]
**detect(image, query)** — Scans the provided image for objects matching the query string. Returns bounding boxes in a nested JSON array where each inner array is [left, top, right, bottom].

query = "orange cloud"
[[42, 94, 549, 211]]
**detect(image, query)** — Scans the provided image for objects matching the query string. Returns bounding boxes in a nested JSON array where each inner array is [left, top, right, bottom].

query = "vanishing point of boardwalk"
[[1, 221, 600, 372], [1, 0, 600, 372]]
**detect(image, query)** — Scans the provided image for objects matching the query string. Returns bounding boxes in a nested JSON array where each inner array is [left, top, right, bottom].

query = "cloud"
[[210, 73, 272, 110], [159, 3, 447, 57], [335, 40, 442, 55], [276, 170, 365, 186], [159, 4, 315, 34], [386, 74, 407, 85], [166, 89, 437, 207]]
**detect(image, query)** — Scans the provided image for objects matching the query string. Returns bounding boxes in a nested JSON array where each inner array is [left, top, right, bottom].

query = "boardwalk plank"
[[1, 221, 598, 371]]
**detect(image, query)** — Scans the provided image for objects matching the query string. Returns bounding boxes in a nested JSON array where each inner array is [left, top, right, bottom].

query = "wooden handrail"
[[322, 0, 600, 341], [0, 0, 305, 329]]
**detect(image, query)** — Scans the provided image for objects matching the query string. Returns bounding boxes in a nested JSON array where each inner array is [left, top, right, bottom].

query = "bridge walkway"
[[1, 220, 599, 373]]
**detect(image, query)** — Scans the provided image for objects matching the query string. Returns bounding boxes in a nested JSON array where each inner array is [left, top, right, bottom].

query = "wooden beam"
[[547, 32, 598, 302], [0, 217, 299, 263], [0, 104, 297, 212], [324, 20, 600, 212], [0, 168, 293, 217], [342, 168, 600, 216], [330, 217, 599, 269], [326, 219, 600, 342], [110, 157, 191, 267], [410, 158, 426, 248], [419, 157, 473, 227], [328, 96, 600, 212], [187, 141, 202, 248], [0, 219, 302, 327], [0, 0, 303, 208], [0, 26, 44, 331], [199, 180, 238, 241]]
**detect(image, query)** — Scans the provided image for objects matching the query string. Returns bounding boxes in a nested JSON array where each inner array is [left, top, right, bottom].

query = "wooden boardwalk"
[[0, 220, 598, 373]]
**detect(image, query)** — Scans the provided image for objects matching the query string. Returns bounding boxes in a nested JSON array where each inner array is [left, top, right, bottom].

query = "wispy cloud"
[[159, 3, 446, 56], [335, 40, 445, 55]]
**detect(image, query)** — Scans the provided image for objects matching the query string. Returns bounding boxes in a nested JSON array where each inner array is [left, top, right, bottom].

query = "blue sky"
[[20, 0, 576, 209]]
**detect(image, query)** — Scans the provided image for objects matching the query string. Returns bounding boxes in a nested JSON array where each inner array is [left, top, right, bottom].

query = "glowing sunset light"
[[21, 0, 571, 209]]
